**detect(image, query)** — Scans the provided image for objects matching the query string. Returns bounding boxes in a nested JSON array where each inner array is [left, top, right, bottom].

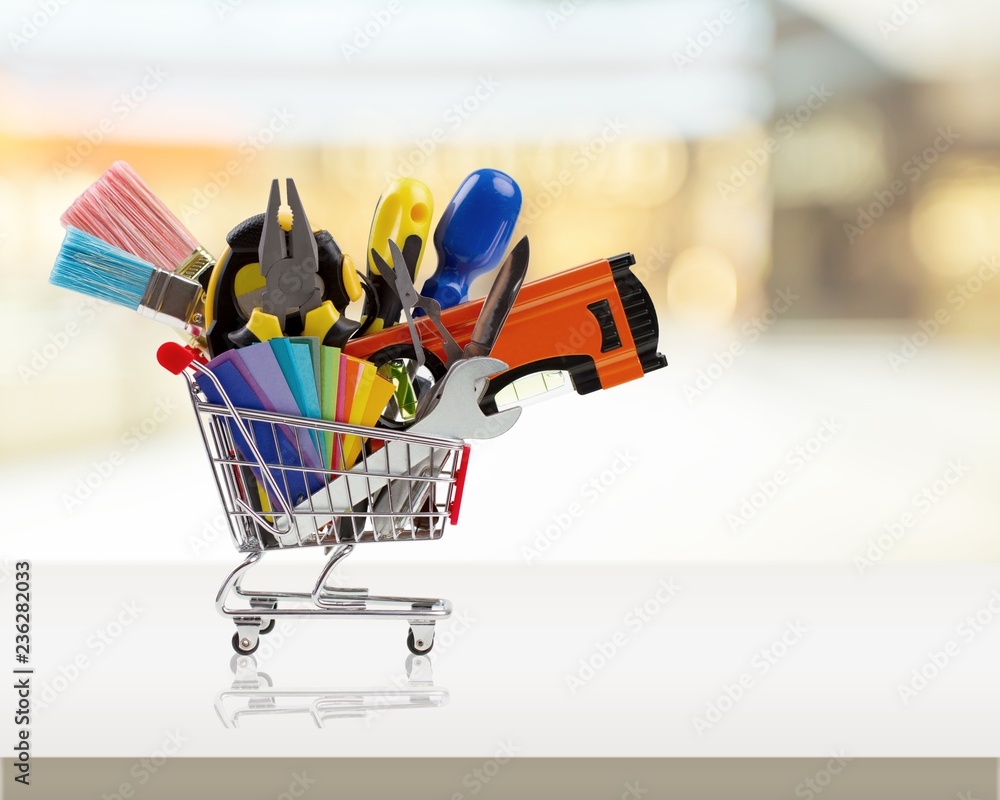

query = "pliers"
[[228, 178, 351, 347]]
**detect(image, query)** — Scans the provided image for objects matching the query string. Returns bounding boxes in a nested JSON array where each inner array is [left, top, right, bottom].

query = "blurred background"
[[1, 0, 998, 564]]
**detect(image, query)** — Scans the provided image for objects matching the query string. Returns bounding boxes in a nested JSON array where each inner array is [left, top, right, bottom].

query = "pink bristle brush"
[[60, 161, 214, 281]]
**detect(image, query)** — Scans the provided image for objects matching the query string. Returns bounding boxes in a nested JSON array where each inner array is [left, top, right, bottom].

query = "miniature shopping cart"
[[158, 343, 471, 657]]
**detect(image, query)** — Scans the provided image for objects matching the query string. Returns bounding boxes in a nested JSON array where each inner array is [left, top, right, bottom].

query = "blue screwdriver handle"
[[420, 168, 522, 309]]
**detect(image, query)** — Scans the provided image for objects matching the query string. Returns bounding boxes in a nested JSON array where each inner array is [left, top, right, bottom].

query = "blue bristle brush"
[[50, 227, 206, 336]]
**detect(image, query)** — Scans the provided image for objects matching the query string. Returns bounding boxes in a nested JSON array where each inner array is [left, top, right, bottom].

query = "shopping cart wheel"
[[232, 631, 260, 656], [258, 619, 276, 636], [407, 626, 435, 655]]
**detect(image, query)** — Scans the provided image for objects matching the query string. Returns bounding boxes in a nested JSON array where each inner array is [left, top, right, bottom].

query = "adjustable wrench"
[[293, 357, 520, 540]]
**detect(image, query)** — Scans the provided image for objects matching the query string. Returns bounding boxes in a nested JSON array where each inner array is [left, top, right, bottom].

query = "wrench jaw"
[[412, 357, 521, 441], [302, 357, 520, 530], [463, 386, 521, 441]]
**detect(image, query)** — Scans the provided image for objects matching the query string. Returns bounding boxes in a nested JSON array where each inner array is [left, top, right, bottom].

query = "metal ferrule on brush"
[[138, 270, 207, 337], [175, 246, 215, 281]]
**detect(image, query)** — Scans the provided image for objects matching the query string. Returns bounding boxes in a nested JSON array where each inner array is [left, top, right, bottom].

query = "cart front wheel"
[[259, 619, 276, 635], [232, 631, 260, 655], [407, 627, 434, 655]]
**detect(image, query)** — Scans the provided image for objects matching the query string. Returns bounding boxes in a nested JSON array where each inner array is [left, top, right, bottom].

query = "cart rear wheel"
[[407, 627, 434, 655], [259, 619, 276, 635], [232, 631, 260, 655]]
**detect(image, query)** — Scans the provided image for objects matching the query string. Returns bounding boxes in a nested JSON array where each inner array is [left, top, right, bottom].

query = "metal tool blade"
[[257, 178, 285, 268], [464, 236, 529, 359], [388, 238, 463, 363], [374, 245, 425, 371], [284, 178, 319, 268], [387, 238, 420, 308]]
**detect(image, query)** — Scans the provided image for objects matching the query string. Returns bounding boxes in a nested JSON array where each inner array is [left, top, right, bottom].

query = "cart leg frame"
[[216, 547, 452, 655]]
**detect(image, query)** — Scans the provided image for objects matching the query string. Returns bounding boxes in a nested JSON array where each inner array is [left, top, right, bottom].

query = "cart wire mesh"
[[184, 363, 468, 552]]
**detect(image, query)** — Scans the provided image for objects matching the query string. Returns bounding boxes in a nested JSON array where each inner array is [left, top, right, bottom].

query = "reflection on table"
[[214, 653, 448, 729]]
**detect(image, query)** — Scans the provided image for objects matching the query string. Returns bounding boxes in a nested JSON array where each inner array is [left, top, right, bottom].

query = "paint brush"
[[61, 161, 214, 281], [49, 226, 206, 336]]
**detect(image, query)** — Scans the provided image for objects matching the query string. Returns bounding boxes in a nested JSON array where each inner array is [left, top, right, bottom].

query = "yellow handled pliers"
[[229, 178, 345, 347]]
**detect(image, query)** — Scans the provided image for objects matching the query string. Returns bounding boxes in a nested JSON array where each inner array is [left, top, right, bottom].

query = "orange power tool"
[[344, 252, 666, 412]]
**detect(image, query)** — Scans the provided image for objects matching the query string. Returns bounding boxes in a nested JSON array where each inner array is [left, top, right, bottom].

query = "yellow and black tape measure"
[[204, 214, 362, 357]]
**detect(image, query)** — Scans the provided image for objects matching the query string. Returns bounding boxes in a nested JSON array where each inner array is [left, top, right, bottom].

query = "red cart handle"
[[157, 341, 207, 374]]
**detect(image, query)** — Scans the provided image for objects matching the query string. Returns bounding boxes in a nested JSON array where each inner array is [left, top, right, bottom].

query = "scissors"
[[369, 239, 464, 371]]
